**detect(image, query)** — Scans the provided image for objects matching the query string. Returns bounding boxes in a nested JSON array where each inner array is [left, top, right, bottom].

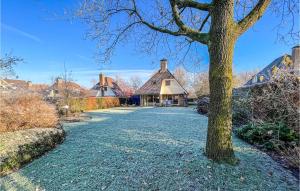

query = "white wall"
[[160, 79, 186, 95]]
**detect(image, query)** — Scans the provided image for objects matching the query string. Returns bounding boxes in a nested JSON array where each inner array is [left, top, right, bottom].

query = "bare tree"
[[115, 75, 134, 98], [129, 75, 143, 93], [233, 69, 260, 88], [77, 0, 299, 162], [174, 65, 189, 89], [193, 72, 210, 97], [0, 53, 23, 78], [54, 62, 73, 106]]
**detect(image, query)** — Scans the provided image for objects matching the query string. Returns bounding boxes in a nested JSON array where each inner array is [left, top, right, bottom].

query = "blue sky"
[[1, 0, 298, 87]]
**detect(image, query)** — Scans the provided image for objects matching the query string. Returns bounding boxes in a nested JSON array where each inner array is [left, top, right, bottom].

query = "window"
[[104, 87, 108, 91], [259, 75, 264, 82], [165, 80, 171, 86]]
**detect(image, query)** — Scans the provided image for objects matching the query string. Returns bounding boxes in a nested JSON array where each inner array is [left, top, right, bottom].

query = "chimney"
[[292, 45, 300, 74], [99, 73, 105, 87], [160, 58, 168, 72], [99, 73, 105, 97]]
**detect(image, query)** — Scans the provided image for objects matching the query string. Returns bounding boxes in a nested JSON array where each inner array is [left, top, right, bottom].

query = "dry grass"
[[0, 91, 58, 133]]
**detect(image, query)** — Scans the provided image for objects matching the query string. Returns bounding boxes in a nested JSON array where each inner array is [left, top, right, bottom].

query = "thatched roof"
[[91, 76, 124, 97], [245, 54, 293, 86], [1, 79, 49, 92], [135, 69, 186, 95], [48, 79, 88, 97]]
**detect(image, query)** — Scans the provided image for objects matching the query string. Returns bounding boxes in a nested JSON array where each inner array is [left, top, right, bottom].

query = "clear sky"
[[1, 0, 298, 88]]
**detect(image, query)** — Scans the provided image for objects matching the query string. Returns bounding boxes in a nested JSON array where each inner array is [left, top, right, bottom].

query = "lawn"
[[0, 107, 298, 190]]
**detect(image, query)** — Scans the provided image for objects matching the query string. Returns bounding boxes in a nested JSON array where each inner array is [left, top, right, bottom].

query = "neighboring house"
[[245, 45, 300, 86], [135, 59, 188, 106], [0, 79, 14, 91], [0, 78, 49, 94], [90, 73, 124, 97], [48, 77, 87, 98]]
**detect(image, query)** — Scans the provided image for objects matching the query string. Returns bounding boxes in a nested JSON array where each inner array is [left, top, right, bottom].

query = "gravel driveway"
[[0, 107, 298, 190]]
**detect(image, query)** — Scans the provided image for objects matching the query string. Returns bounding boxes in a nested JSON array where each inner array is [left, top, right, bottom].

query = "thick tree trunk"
[[205, 0, 237, 163]]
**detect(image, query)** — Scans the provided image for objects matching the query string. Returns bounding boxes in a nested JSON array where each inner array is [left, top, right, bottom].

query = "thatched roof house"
[[48, 77, 88, 98], [245, 45, 300, 86], [135, 59, 188, 106], [90, 73, 124, 97], [0, 78, 49, 95]]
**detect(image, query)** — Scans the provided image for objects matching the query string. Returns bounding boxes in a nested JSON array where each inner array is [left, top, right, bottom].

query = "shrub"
[[69, 98, 87, 113], [233, 71, 299, 132], [196, 97, 209, 115], [236, 122, 299, 150], [0, 91, 59, 132], [236, 122, 300, 169]]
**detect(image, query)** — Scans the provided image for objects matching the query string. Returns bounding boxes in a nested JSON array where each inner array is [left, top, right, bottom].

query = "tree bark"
[[205, 0, 237, 163]]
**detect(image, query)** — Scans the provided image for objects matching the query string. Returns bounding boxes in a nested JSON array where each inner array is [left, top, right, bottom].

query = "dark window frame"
[[165, 80, 171, 86]]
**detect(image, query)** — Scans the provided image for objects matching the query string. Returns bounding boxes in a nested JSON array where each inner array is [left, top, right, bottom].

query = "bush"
[[232, 95, 252, 126], [69, 98, 87, 113], [0, 92, 59, 132], [233, 71, 300, 172], [236, 122, 299, 150], [196, 97, 209, 115], [233, 71, 300, 132], [236, 122, 300, 169]]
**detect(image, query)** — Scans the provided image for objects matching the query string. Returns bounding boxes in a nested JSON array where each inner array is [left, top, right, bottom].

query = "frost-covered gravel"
[[0, 107, 298, 190]]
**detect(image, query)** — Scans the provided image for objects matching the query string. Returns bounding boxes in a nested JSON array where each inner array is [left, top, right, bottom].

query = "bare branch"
[[0, 53, 23, 78], [199, 13, 210, 32], [133, 0, 209, 44], [176, 0, 211, 11], [170, 0, 187, 31], [237, 0, 271, 35], [131, 0, 185, 37]]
